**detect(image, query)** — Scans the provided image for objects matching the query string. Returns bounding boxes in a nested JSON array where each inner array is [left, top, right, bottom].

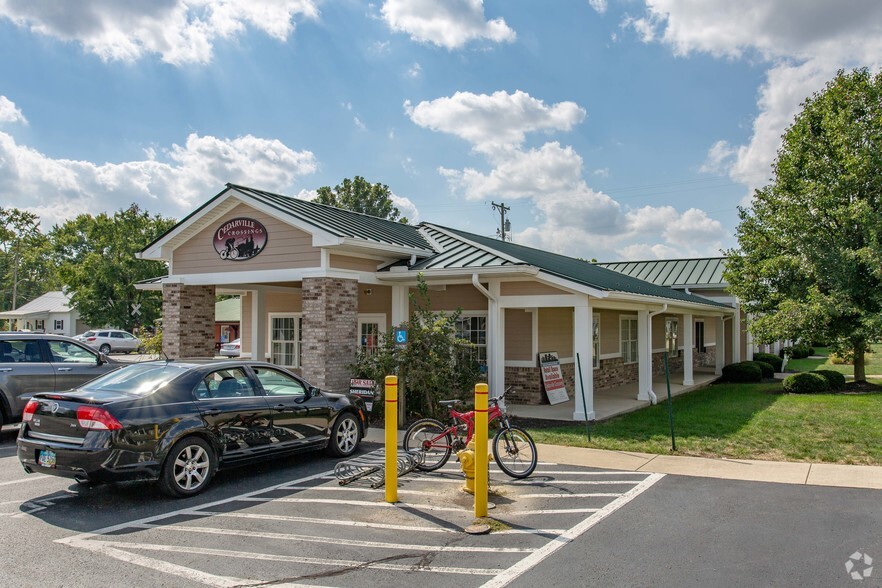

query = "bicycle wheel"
[[492, 426, 537, 479], [403, 418, 452, 471]]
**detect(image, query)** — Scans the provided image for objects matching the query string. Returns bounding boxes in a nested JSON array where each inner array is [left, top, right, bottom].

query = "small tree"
[[351, 274, 480, 418], [314, 176, 408, 223]]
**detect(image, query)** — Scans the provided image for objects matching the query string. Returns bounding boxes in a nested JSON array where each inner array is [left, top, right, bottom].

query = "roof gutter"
[[645, 303, 668, 405], [472, 274, 496, 302]]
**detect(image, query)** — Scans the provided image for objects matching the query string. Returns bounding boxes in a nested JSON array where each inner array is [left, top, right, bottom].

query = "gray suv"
[[0, 333, 120, 426]]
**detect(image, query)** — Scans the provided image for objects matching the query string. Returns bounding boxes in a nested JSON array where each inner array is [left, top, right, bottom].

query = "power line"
[[491, 201, 511, 241]]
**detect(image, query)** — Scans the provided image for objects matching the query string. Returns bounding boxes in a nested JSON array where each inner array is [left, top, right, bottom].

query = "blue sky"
[[0, 0, 880, 261]]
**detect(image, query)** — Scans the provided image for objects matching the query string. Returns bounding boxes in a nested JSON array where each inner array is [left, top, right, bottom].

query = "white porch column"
[[773, 340, 781, 355], [488, 280, 504, 399], [683, 313, 694, 386], [391, 285, 409, 327], [637, 309, 651, 400], [745, 313, 754, 360], [715, 316, 726, 375], [573, 299, 594, 421], [251, 288, 266, 362], [732, 305, 742, 363]]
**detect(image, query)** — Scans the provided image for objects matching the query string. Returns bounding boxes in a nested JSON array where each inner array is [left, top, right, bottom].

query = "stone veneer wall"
[[652, 351, 684, 376], [504, 361, 576, 405], [594, 357, 639, 391], [162, 284, 216, 358], [301, 277, 358, 393], [694, 345, 716, 368]]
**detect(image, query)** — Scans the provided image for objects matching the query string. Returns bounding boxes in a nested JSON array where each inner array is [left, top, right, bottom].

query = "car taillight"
[[22, 400, 39, 422], [86, 337, 96, 341], [76, 406, 123, 431]]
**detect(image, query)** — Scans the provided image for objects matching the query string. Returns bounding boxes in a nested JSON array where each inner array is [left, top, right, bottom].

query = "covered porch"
[[510, 369, 719, 422]]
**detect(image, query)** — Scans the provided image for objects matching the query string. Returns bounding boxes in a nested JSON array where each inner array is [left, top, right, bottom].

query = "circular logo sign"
[[213, 217, 268, 261]]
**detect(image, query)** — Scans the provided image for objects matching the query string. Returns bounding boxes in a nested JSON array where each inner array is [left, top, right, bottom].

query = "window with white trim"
[[357, 315, 386, 355], [54, 319, 64, 331], [620, 316, 638, 364], [665, 317, 679, 357], [455, 315, 487, 365], [269, 314, 302, 367], [695, 320, 706, 353], [592, 316, 600, 368]]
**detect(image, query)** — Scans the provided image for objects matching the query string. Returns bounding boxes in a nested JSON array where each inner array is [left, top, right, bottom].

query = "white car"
[[77, 329, 142, 355], [219, 338, 241, 357]]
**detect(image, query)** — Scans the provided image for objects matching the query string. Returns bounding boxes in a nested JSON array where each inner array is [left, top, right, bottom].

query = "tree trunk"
[[853, 342, 867, 382]]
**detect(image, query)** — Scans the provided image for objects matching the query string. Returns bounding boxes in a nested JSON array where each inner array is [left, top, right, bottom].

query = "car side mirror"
[[97, 353, 107, 365], [308, 386, 320, 398]]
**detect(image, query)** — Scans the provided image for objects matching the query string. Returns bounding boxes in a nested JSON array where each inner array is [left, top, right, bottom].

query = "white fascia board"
[[149, 267, 385, 287], [139, 190, 241, 260], [610, 291, 735, 314], [499, 294, 587, 309], [535, 271, 608, 299], [376, 265, 539, 283]]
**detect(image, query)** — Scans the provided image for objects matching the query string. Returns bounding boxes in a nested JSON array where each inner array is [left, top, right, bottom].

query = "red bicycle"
[[402, 387, 537, 479]]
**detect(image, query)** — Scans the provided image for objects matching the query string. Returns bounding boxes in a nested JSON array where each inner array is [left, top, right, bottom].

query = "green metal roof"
[[596, 257, 726, 287], [142, 184, 435, 255], [415, 226, 729, 308]]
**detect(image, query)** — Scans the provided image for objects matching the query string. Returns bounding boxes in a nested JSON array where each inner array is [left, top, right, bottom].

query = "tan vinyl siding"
[[358, 285, 392, 316], [598, 310, 621, 356], [421, 284, 488, 311], [172, 204, 321, 275], [538, 307, 573, 358], [500, 281, 569, 296], [505, 309, 533, 361], [330, 254, 380, 272]]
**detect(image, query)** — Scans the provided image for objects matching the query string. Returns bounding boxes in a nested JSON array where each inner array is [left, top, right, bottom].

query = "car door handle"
[[203, 409, 222, 416], [57, 367, 73, 372], [274, 404, 305, 413]]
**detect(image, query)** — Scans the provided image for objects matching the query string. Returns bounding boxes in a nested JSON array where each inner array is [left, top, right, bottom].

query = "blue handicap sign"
[[394, 328, 408, 345]]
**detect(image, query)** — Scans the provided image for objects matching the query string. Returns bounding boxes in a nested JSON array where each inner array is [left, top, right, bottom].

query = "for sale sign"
[[539, 351, 569, 405], [349, 378, 377, 411]]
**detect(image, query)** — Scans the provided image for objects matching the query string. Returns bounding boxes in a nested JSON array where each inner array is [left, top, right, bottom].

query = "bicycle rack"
[[334, 450, 425, 489]]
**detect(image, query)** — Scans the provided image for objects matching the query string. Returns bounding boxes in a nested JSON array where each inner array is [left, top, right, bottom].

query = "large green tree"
[[725, 68, 882, 381], [314, 176, 408, 223], [50, 204, 176, 332], [0, 208, 56, 320]]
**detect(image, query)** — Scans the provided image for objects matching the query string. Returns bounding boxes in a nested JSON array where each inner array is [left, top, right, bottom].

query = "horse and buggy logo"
[[213, 217, 268, 261]]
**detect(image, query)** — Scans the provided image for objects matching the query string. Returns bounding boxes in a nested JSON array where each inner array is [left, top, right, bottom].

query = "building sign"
[[539, 351, 570, 405], [213, 217, 268, 261], [349, 378, 377, 411]]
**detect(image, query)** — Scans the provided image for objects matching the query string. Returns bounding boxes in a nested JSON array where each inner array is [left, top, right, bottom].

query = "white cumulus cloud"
[[381, 0, 515, 49], [0, 130, 317, 227], [627, 0, 882, 196], [0, 0, 319, 65], [0, 96, 26, 124]]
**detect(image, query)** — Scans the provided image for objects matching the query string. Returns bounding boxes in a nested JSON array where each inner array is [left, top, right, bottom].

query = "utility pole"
[[491, 201, 511, 241]]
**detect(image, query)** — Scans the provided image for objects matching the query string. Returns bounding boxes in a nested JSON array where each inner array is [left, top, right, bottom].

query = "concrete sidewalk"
[[364, 428, 882, 490]]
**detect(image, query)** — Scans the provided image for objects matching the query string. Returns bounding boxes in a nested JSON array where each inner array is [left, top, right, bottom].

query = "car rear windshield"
[[82, 363, 192, 396]]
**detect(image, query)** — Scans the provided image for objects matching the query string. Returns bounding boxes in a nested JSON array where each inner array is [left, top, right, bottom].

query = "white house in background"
[[0, 291, 89, 337]]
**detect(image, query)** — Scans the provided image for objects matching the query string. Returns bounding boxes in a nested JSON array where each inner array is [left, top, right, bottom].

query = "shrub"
[[780, 345, 811, 360], [721, 361, 762, 383], [782, 372, 830, 394], [753, 352, 783, 372], [829, 353, 850, 365], [753, 360, 774, 378], [807, 347, 815, 356], [813, 369, 846, 390]]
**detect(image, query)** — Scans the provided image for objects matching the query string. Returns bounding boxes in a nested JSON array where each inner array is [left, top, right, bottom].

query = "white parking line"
[[202, 511, 455, 534], [481, 473, 665, 588], [133, 523, 533, 553], [0, 476, 55, 487], [239, 496, 471, 513], [84, 540, 505, 576], [510, 480, 643, 485], [519, 493, 624, 498]]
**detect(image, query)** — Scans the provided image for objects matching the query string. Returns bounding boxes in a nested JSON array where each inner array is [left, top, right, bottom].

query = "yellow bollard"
[[385, 375, 398, 503], [474, 382, 488, 517]]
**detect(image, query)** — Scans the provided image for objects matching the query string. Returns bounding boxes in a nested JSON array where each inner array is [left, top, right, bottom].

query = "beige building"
[[138, 184, 743, 421]]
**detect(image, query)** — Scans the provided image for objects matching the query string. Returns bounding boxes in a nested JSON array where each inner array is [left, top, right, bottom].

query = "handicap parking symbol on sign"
[[394, 328, 407, 346]]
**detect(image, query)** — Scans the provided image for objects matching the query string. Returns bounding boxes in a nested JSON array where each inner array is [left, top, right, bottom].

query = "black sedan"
[[17, 359, 368, 497]]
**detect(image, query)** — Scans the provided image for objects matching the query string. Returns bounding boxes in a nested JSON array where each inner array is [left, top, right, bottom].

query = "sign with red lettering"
[[349, 378, 377, 411], [213, 217, 267, 261], [539, 351, 569, 405]]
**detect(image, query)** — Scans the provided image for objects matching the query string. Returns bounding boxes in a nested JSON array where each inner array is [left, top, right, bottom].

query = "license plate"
[[38, 450, 56, 468]]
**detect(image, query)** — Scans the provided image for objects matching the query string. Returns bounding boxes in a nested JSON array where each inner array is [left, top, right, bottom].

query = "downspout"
[[646, 304, 668, 404], [472, 274, 498, 397]]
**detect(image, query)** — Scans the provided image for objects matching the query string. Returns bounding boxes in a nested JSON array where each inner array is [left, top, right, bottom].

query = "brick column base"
[[162, 284, 216, 358], [301, 277, 358, 393]]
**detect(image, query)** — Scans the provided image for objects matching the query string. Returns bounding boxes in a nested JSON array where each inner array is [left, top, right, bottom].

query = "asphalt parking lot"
[[55, 448, 662, 587]]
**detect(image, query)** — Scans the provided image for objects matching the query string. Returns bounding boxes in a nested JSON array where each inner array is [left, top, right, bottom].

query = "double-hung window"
[[665, 317, 679, 357], [695, 321, 706, 353], [620, 316, 638, 364], [455, 315, 487, 366], [269, 314, 302, 367]]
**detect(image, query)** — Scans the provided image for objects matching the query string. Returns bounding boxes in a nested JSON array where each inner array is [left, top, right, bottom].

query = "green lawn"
[[786, 343, 882, 377], [526, 382, 882, 465]]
